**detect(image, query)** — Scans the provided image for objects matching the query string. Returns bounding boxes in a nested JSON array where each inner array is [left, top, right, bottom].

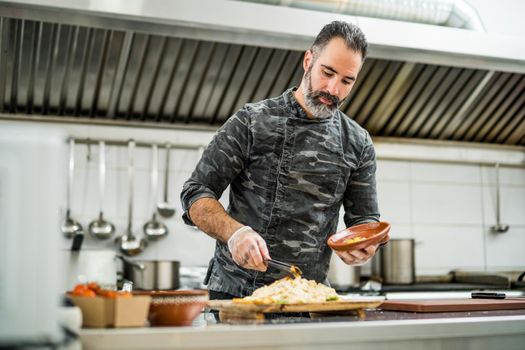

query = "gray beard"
[[302, 69, 339, 120]]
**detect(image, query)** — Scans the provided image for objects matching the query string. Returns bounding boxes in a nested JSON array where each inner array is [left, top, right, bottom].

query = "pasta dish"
[[233, 276, 339, 304]]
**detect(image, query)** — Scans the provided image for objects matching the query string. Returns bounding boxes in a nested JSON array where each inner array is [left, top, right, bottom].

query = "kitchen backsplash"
[[375, 160, 525, 274], [63, 143, 219, 266], [51, 124, 525, 276]]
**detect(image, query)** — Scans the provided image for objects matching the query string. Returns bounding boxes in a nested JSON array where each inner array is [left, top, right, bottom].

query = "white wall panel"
[[410, 162, 481, 184], [411, 183, 483, 225], [376, 159, 410, 181], [413, 225, 485, 274], [170, 149, 202, 172], [387, 224, 413, 240], [485, 226, 525, 269], [481, 165, 525, 186], [482, 186, 525, 226], [376, 181, 411, 225]]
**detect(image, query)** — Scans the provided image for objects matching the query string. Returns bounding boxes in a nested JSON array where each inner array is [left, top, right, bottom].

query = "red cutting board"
[[380, 298, 525, 312]]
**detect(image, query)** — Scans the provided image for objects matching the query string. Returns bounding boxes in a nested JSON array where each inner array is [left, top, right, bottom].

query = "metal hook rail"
[[71, 137, 206, 151]]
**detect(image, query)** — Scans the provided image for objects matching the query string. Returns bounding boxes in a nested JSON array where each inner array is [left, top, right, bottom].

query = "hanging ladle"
[[490, 162, 509, 233], [157, 143, 176, 218], [61, 138, 84, 250], [116, 140, 147, 256], [144, 144, 168, 240], [88, 141, 116, 239]]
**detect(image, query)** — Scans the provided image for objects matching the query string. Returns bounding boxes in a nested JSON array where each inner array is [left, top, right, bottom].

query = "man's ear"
[[303, 49, 313, 71]]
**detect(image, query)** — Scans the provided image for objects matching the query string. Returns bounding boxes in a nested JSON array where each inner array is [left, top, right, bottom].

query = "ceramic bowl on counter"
[[133, 290, 209, 326]]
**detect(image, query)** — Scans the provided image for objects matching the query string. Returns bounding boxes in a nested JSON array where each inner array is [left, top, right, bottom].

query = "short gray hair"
[[311, 21, 368, 61]]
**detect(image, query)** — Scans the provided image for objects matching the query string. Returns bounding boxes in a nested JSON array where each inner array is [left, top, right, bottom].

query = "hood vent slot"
[[0, 16, 523, 146]]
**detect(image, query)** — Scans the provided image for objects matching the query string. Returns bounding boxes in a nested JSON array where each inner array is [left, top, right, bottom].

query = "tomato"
[[97, 289, 117, 298], [71, 284, 98, 297], [87, 282, 100, 292], [83, 289, 96, 297], [70, 282, 133, 299], [72, 284, 88, 296]]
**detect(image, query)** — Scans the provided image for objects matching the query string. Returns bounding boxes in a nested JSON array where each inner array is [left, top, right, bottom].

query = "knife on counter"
[[265, 258, 303, 277], [471, 292, 506, 299], [471, 292, 525, 299]]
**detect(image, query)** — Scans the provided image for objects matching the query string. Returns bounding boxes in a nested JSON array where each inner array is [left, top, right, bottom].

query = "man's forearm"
[[188, 197, 244, 242]]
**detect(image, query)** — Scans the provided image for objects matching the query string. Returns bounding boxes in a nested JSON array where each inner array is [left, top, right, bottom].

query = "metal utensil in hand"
[[265, 258, 302, 277]]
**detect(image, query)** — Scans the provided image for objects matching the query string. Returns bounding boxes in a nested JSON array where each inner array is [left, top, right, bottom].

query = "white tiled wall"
[[35, 121, 524, 275], [404, 162, 525, 275], [378, 161, 525, 275], [480, 165, 525, 272]]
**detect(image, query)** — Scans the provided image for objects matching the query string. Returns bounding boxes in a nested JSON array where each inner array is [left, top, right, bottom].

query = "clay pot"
[[133, 290, 208, 326]]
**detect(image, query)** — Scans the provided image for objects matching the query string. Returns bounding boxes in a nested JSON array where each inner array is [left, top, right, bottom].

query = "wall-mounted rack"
[[72, 137, 206, 151]]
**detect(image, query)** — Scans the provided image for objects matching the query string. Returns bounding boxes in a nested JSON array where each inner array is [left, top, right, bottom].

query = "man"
[[181, 21, 381, 299]]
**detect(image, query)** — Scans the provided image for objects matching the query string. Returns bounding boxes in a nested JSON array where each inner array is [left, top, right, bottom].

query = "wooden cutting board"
[[208, 299, 384, 321], [380, 298, 525, 313]]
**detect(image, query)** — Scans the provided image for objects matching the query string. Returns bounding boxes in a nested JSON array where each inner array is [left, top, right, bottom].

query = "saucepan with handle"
[[119, 256, 180, 290]]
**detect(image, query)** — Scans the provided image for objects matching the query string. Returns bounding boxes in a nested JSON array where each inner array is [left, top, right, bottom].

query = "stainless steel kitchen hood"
[[0, 0, 523, 146]]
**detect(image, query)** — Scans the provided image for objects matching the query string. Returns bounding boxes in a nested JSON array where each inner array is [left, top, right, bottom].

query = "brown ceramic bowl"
[[327, 222, 391, 252], [133, 290, 209, 327]]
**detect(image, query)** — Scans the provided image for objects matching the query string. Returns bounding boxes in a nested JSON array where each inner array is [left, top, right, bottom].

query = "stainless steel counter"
[[80, 310, 525, 350]]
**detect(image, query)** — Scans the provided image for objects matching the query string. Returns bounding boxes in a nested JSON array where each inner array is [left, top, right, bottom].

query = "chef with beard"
[[181, 21, 382, 300]]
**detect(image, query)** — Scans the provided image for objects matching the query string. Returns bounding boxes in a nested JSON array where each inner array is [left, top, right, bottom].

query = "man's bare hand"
[[227, 226, 270, 272]]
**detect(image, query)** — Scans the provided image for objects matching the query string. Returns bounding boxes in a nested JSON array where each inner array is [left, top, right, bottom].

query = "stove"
[[335, 271, 525, 294], [380, 282, 513, 292]]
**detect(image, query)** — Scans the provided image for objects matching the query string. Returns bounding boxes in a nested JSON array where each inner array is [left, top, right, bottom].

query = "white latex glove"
[[227, 226, 270, 272], [335, 244, 379, 266]]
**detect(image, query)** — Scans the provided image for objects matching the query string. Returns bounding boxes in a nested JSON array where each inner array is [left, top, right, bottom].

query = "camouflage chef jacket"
[[181, 88, 380, 297]]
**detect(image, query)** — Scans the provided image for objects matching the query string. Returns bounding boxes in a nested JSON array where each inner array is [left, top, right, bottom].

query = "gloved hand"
[[227, 226, 270, 272], [335, 244, 379, 266]]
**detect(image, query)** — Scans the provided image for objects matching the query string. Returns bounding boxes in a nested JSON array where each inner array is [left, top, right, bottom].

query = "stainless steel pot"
[[122, 259, 180, 290], [380, 239, 415, 284], [328, 253, 361, 291]]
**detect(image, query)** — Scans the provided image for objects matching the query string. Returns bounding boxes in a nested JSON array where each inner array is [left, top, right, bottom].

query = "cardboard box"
[[69, 295, 151, 328]]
